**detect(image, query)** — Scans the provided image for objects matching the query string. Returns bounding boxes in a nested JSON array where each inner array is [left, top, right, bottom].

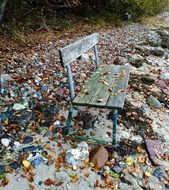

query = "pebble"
[[159, 72, 169, 80], [72, 165, 78, 171], [13, 103, 26, 111], [146, 95, 162, 109], [1, 138, 11, 147]]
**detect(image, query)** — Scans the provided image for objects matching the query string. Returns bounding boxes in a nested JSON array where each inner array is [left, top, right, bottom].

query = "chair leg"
[[64, 104, 74, 135], [112, 109, 118, 146]]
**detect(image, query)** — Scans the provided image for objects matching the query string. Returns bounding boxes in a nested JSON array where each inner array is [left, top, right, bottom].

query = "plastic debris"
[[65, 141, 89, 165]]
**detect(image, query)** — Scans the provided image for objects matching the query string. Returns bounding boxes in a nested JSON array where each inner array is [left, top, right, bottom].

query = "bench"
[[59, 33, 131, 146]]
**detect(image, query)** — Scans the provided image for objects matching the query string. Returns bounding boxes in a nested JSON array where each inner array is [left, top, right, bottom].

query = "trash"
[[13, 103, 26, 111], [22, 160, 31, 168], [1, 138, 11, 147], [65, 141, 89, 165], [90, 145, 109, 168]]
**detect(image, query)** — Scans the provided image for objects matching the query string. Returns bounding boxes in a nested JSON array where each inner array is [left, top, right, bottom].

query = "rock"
[[145, 139, 169, 167], [103, 166, 110, 171], [0, 166, 5, 174], [113, 56, 127, 65], [146, 30, 162, 47], [146, 95, 162, 109], [110, 165, 123, 174], [127, 54, 146, 68], [147, 176, 166, 190], [90, 145, 109, 168], [130, 135, 143, 144], [118, 182, 129, 190], [13, 103, 26, 111], [123, 173, 140, 188], [141, 77, 155, 85], [135, 45, 165, 57], [157, 29, 169, 48], [159, 72, 169, 80], [1, 138, 11, 147], [132, 91, 141, 100], [150, 47, 165, 57], [9, 161, 21, 170]]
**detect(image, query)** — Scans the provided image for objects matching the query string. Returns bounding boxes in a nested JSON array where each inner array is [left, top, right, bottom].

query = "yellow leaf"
[[22, 160, 31, 168], [144, 171, 151, 177], [125, 157, 135, 166]]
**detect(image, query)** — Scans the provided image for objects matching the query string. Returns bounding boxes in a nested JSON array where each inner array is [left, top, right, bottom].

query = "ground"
[[0, 8, 169, 190]]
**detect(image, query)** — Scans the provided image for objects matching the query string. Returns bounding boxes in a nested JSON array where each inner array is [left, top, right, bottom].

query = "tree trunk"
[[0, 0, 7, 23]]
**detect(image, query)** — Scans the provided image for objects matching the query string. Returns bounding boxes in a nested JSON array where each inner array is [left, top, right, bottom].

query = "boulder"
[[89, 145, 108, 168]]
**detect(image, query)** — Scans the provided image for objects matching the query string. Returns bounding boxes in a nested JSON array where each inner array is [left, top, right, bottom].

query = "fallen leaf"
[[1, 177, 9, 187], [55, 181, 64, 186], [44, 178, 54, 186]]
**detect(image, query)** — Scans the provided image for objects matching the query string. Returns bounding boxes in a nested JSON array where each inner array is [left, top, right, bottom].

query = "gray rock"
[[146, 95, 162, 109], [150, 47, 165, 57], [123, 173, 140, 188], [119, 182, 129, 190], [157, 29, 169, 48], [159, 72, 169, 80], [148, 176, 166, 190], [135, 45, 165, 57], [132, 92, 141, 100], [127, 54, 146, 68], [146, 31, 162, 47]]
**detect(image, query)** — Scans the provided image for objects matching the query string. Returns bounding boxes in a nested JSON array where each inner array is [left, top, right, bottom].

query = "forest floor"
[[0, 8, 169, 190]]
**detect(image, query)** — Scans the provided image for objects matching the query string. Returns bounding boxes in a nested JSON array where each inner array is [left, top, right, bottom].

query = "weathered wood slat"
[[59, 33, 99, 67], [88, 65, 121, 107], [106, 64, 131, 109], [73, 66, 108, 106]]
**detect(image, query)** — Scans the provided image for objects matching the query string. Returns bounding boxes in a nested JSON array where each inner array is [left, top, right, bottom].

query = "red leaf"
[[44, 178, 54, 186]]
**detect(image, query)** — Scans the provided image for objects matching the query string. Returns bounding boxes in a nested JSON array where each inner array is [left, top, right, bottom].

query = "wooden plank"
[[106, 64, 131, 109], [88, 65, 121, 107], [59, 33, 99, 67], [73, 66, 108, 106]]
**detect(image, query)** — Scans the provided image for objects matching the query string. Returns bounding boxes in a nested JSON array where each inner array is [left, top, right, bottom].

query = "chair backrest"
[[59, 33, 99, 68], [59, 33, 99, 100]]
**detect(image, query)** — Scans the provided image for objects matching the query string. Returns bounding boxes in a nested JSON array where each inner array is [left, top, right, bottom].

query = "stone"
[[146, 30, 162, 47], [118, 182, 129, 190], [1, 138, 11, 147], [13, 103, 26, 111], [110, 165, 123, 174], [127, 54, 146, 68], [145, 139, 169, 167], [123, 173, 140, 188], [159, 72, 169, 80], [132, 91, 141, 100], [146, 95, 162, 109], [141, 77, 155, 85], [89, 145, 109, 168], [150, 47, 165, 57], [157, 29, 169, 48], [130, 135, 143, 144]]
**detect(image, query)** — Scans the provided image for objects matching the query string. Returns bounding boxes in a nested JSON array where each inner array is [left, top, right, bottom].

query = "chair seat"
[[73, 64, 131, 110]]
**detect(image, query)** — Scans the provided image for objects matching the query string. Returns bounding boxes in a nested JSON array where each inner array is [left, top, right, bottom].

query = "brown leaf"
[[1, 178, 9, 187], [55, 181, 64, 186]]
